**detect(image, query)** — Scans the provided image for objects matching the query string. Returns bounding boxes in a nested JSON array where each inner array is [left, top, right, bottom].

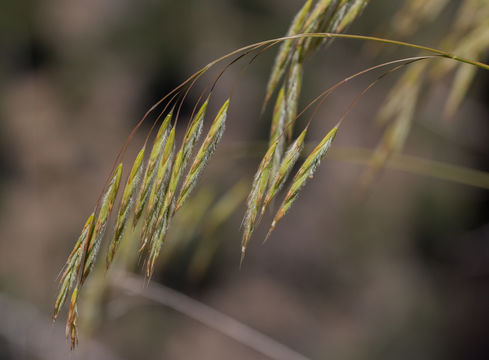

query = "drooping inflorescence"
[[54, 0, 489, 349]]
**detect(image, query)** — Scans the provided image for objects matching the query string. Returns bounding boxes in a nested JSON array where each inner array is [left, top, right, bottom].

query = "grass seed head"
[[176, 99, 230, 212], [53, 213, 94, 320], [267, 126, 338, 240], [269, 87, 287, 182], [140, 126, 176, 252], [261, 127, 308, 217], [241, 141, 278, 262], [263, 0, 312, 109], [285, 52, 303, 139], [106, 147, 145, 268], [336, 0, 369, 33], [66, 286, 79, 349], [133, 111, 173, 226], [82, 164, 122, 282], [182, 98, 209, 167]]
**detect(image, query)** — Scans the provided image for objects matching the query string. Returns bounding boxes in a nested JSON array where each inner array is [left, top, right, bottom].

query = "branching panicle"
[[54, 0, 489, 348]]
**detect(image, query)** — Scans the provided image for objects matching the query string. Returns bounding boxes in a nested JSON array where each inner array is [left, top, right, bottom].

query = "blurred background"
[[1, 0, 489, 359]]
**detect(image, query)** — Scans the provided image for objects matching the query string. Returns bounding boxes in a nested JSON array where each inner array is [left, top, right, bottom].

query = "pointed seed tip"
[[239, 247, 246, 268]]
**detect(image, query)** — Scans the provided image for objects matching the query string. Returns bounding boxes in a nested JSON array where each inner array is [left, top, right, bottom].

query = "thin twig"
[[112, 272, 310, 360]]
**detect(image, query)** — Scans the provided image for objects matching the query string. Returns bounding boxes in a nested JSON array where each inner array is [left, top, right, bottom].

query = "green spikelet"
[[66, 287, 79, 349], [263, 0, 312, 109], [176, 99, 230, 212], [182, 98, 209, 168], [140, 126, 176, 252], [267, 126, 338, 240], [261, 127, 308, 217], [269, 87, 287, 182], [241, 141, 278, 262], [144, 149, 184, 277], [53, 213, 94, 320], [133, 111, 172, 225], [82, 164, 122, 282], [106, 147, 145, 268], [285, 51, 303, 139]]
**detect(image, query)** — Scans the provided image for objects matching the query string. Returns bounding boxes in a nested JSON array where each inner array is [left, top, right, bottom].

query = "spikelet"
[[144, 150, 185, 277], [267, 126, 338, 240], [146, 136, 196, 277], [146, 206, 169, 277], [263, 0, 312, 109], [53, 213, 94, 320], [269, 87, 286, 182], [261, 127, 308, 217], [165, 149, 184, 217], [301, 0, 338, 56], [66, 287, 79, 349], [302, 0, 335, 31], [82, 164, 122, 283], [140, 126, 176, 252], [335, 0, 369, 33], [285, 51, 303, 139], [241, 141, 278, 261], [145, 168, 178, 277], [302, 0, 369, 57], [163, 98, 209, 220], [133, 111, 172, 226], [182, 98, 208, 168], [106, 147, 145, 268], [176, 99, 230, 211]]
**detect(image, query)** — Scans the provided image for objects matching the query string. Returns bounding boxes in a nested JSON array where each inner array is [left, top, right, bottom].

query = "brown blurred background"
[[1, 0, 489, 359]]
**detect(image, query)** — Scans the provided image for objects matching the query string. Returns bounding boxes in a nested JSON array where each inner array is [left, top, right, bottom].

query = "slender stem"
[[335, 58, 428, 128], [203, 32, 489, 75], [103, 32, 488, 192], [114, 273, 310, 360], [216, 142, 489, 191], [127, 32, 489, 157], [329, 146, 489, 190]]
